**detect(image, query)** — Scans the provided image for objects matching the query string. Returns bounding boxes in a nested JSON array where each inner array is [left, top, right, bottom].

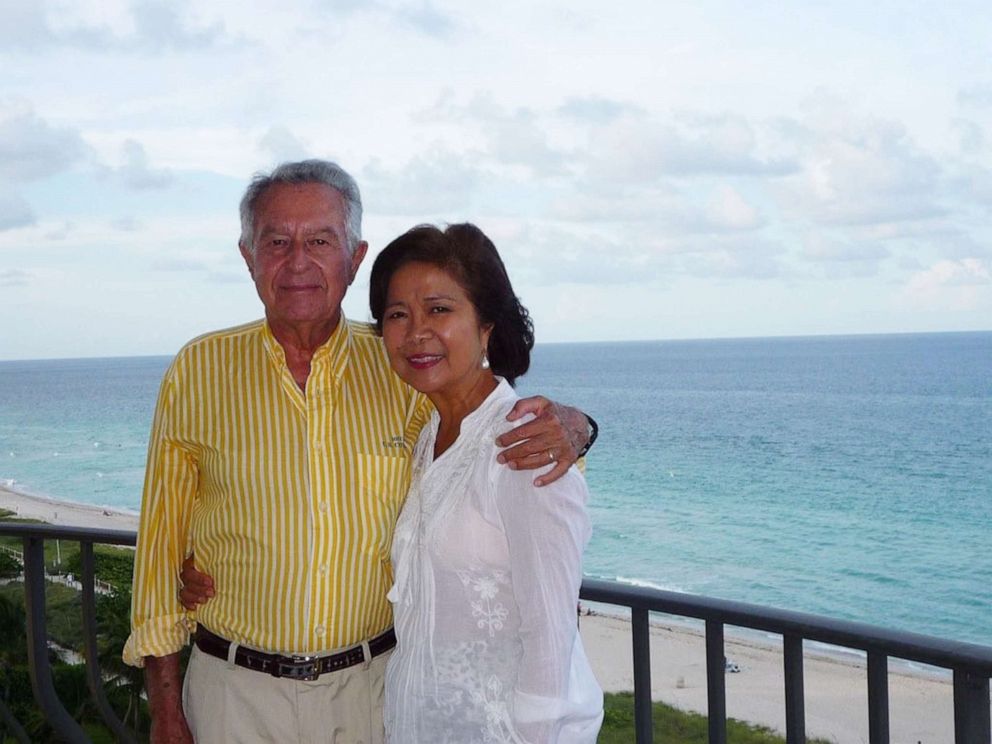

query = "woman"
[[369, 223, 602, 743]]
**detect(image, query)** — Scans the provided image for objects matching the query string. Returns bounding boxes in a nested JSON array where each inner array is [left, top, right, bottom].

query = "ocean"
[[1, 331, 990, 647]]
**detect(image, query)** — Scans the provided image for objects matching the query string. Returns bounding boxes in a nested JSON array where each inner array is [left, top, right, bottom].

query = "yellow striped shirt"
[[123, 317, 430, 666]]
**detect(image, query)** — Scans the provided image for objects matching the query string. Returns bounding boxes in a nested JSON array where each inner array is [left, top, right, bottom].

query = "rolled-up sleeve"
[[123, 364, 198, 667]]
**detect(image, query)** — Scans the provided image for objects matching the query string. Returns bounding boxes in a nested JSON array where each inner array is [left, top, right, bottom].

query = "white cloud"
[[361, 152, 483, 215], [0, 105, 85, 232], [802, 235, 890, 263], [0, 104, 87, 180], [904, 258, 991, 311], [776, 108, 945, 227], [0, 268, 32, 286], [126, 0, 228, 50], [151, 258, 210, 272], [908, 258, 991, 291], [0, 0, 53, 49], [547, 185, 685, 224], [586, 112, 797, 182], [951, 118, 985, 155], [258, 126, 308, 162], [117, 139, 172, 189], [679, 236, 786, 280], [557, 97, 644, 124], [391, 0, 455, 37], [111, 216, 143, 232], [957, 83, 992, 108], [416, 95, 567, 176], [705, 185, 764, 231], [1, 0, 230, 51], [0, 190, 35, 231], [2, 0, 992, 357]]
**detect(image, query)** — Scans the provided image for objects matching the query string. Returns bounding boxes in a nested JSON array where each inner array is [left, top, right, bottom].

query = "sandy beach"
[[0, 484, 139, 531], [580, 611, 955, 743], [0, 484, 961, 743]]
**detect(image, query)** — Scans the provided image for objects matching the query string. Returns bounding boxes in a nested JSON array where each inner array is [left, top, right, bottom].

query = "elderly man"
[[124, 160, 594, 744]]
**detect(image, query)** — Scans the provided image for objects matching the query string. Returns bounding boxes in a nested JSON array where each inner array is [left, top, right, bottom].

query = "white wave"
[[614, 575, 686, 593]]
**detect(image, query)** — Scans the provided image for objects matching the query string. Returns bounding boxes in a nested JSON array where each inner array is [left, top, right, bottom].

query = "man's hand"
[[178, 554, 215, 610], [146, 654, 193, 744], [496, 397, 591, 486]]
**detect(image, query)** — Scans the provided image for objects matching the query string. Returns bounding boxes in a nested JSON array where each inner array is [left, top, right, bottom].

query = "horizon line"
[[1, 327, 989, 364]]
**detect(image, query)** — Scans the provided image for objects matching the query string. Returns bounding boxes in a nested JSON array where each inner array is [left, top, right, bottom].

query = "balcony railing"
[[1, 522, 990, 744]]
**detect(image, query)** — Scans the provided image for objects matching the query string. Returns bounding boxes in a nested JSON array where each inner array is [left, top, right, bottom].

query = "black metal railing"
[[1, 522, 990, 744], [580, 579, 992, 744], [1, 523, 138, 744]]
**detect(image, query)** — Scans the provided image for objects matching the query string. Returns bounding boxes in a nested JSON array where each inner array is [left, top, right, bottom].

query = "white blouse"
[[384, 379, 603, 744]]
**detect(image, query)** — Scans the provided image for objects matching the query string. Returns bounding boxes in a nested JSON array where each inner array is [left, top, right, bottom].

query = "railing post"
[[22, 536, 90, 743], [953, 669, 991, 744], [867, 651, 890, 744], [705, 620, 727, 744], [783, 634, 806, 744], [80, 542, 138, 743], [631, 608, 654, 743]]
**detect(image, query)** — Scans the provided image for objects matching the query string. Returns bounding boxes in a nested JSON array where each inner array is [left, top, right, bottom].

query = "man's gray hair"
[[239, 159, 363, 254]]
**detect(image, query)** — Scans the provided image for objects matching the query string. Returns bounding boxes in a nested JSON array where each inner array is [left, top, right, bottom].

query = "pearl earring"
[[481, 353, 490, 370]]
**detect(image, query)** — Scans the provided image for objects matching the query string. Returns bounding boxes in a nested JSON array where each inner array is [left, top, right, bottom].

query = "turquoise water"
[[1, 332, 990, 646]]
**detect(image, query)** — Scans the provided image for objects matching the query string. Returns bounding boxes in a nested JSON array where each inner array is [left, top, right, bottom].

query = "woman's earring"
[[481, 353, 490, 370]]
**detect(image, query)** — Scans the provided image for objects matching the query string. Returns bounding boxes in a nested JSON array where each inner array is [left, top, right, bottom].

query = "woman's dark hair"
[[369, 223, 534, 386]]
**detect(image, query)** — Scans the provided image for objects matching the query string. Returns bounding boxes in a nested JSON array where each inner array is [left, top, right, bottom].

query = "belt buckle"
[[285, 654, 320, 681]]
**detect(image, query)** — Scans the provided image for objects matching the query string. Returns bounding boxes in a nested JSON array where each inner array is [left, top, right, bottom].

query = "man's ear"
[[349, 241, 369, 285], [239, 241, 254, 277]]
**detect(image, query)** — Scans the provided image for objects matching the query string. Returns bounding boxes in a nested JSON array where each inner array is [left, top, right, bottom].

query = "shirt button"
[[315, 625, 325, 636], [318, 502, 328, 513], [319, 565, 328, 575], [313, 439, 323, 448]]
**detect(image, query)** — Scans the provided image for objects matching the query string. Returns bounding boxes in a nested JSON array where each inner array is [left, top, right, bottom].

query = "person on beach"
[[123, 159, 596, 744], [372, 224, 603, 742]]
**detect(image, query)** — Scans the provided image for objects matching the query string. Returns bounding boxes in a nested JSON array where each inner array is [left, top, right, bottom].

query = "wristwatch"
[[577, 414, 599, 458]]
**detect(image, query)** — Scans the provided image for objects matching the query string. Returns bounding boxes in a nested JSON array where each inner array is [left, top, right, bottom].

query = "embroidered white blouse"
[[384, 379, 603, 744]]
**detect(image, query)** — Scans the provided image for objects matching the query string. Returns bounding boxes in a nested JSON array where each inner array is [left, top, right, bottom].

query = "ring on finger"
[[548, 449, 556, 462]]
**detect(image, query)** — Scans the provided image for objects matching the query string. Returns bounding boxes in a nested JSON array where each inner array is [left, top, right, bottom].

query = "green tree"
[[0, 594, 30, 742], [94, 588, 148, 736], [62, 547, 135, 592], [0, 595, 26, 666], [0, 553, 20, 579]]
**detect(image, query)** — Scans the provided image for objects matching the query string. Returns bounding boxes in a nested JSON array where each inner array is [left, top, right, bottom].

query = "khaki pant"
[[183, 644, 390, 744]]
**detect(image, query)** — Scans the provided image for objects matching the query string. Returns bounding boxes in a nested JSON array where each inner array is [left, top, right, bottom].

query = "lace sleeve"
[[493, 462, 591, 742]]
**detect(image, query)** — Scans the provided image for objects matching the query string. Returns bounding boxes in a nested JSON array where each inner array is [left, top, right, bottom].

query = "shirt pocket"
[[355, 453, 411, 559]]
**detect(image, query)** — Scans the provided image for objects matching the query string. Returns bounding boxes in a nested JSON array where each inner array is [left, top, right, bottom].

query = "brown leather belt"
[[194, 626, 396, 681]]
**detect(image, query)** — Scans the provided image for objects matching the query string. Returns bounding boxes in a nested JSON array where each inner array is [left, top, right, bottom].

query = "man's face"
[[240, 182, 368, 335]]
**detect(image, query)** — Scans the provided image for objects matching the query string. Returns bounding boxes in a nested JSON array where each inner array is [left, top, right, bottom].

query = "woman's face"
[[381, 261, 493, 403]]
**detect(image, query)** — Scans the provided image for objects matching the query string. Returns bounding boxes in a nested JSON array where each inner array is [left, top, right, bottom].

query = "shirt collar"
[[260, 315, 353, 381]]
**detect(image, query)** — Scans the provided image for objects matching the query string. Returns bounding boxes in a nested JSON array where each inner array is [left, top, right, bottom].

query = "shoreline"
[[0, 483, 140, 531], [0, 485, 959, 742], [580, 600, 951, 683]]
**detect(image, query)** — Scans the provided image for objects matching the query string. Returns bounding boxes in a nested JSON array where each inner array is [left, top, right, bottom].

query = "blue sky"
[[1, 0, 990, 360]]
